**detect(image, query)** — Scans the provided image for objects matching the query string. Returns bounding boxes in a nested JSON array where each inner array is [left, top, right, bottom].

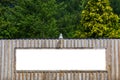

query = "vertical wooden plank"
[[52, 39, 55, 48], [35, 72, 38, 80], [118, 40, 120, 80], [95, 39, 99, 48], [75, 72, 78, 80], [28, 73, 30, 80], [107, 40, 112, 80], [77, 72, 79, 80], [37, 73, 39, 80], [41, 72, 44, 80], [49, 72, 51, 80], [30, 72, 32, 80], [71, 72, 73, 80], [73, 72, 75, 80], [30, 73, 33, 80], [114, 40, 116, 80], [39, 73, 41, 80], [65, 72, 68, 80], [68, 39, 71, 48], [46, 39, 49, 48], [76, 39, 78, 48], [7, 40, 10, 80], [46, 72, 48, 80], [84, 39, 87, 48], [26, 72, 28, 80], [41, 39, 44, 48], [93, 73, 96, 80], [81, 73, 83, 80], [22, 72, 24, 80], [24, 72, 26, 80], [10, 40, 13, 80], [4, 40, 8, 80], [71, 39, 74, 48], [91, 72, 93, 80], [49, 39, 52, 48], [65, 39, 68, 48], [99, 39, 103, 48], [84, 73, 86, 80], [67, 39, 70, 48], [85, 73, 88, 80], [34, 39, 38, 48], [54, 72, 57, 80], [12, 40, 16, 80], [50, 72, 53, 80], [0, 40, 2, 80], [14, 40, 17, 80], [105, 72, 108, 80], [31, 40, 34, 48], [54, 39, 58, 48], [33, 72, 35, 80], [38, 40, 41, 48], [81, 39, 84, 47], [111, 40, 115, 80], [55, 72, 57, 80], [80, 39, 82, 48], [98, 72, 101, 80], [18, 73, 20, 80], [79, 73, 81, 80], [96, 72, 98, 80], [75, 39, 78, 48], [115, 40, 119, 80], [67, 72, 70, 80], [103, 72, 105, 80], [103, 39, 106, 48], [93, 72, 96, 80], [89, 73, 91, 80], [101, 72, 104, 80], [60, 72, 63, 80], [92, 39, 95, 48], [55, 39, 58, 48], [37, 39, 39, 48], [44, 39, 47, 48], [76, 39, 80, 48], [56, 72, 58, 80], [86, 39, 89, 47], [45, 39, 48, 48], [2, 40, 5, 80], [19, 73, 22, 80]]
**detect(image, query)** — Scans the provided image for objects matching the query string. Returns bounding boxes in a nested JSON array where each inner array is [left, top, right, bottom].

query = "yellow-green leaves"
[[75, 0, 120, 38]]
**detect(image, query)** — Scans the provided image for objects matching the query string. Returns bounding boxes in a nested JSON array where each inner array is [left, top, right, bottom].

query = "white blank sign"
[[16, 49, 106, 70]]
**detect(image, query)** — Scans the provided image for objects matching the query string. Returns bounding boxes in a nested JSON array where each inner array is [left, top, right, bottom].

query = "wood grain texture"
[[0, 39, 120, 80], [118, 40, 120, 80], [0, 40, 2, 80]]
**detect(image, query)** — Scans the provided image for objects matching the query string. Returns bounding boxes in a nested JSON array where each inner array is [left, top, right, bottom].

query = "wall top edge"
[[0, 38, 120, 40]]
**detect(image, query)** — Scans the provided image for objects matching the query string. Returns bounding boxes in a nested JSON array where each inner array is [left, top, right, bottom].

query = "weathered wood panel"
[[0, 39, 120, 80], [0, 40, 2, 80], [15, 71, 108, 80]]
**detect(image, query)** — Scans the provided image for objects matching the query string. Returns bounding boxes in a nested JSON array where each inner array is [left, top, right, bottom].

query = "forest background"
[[0, 0, 120, 39]]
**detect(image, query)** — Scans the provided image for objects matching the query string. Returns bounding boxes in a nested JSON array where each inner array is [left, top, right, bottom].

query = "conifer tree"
[[74, 0, 120, 38]]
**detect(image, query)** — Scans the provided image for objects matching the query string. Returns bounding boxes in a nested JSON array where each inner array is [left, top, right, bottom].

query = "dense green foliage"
[[0, 0, 120, 39], [74, 0, 120, 38], [109, 0, 120, 15]]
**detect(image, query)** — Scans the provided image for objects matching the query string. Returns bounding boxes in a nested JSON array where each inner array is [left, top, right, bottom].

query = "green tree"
[[74, 0, 120, 38], [0, 0, 62, 38], [109, 0, 120, 15], [57, 0, 88, 38], [0, 2, 18, 38]]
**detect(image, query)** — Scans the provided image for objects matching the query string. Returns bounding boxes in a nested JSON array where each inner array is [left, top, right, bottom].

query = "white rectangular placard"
[[16, 49, 106, 70]]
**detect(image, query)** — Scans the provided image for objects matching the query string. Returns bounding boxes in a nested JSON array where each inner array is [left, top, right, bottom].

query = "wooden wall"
[[0, 39, 120, 80]]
